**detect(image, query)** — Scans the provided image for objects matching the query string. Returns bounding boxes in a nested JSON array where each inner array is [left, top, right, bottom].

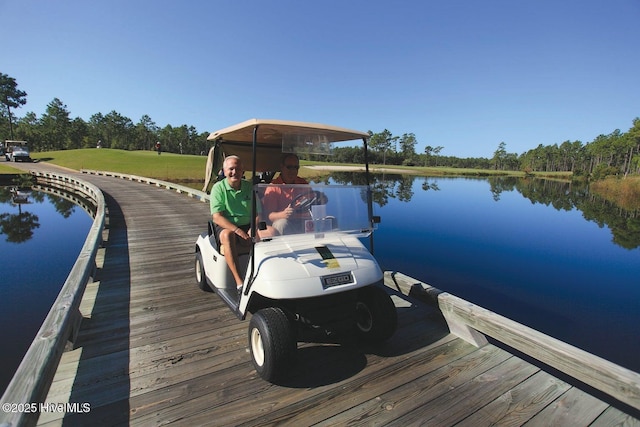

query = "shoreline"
[[304, 165, 420, 174]]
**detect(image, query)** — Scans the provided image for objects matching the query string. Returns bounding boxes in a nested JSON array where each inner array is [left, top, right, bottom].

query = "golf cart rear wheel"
[[195, 251, 211, 292], [355, 286, 397, 343], [248, 307, 296, 382]]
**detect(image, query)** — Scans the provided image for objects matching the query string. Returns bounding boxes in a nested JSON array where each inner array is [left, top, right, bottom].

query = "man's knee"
[[272, 219, 287, 234], [219, 229, 235, 247]]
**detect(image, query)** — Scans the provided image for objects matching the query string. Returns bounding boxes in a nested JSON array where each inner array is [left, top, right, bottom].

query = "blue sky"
[[2, 0, 639, 158]]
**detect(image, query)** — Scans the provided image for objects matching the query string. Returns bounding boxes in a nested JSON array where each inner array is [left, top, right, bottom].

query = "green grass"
[[1, 149, 573, 182], [299, 160, 572, 179], [30, 149, 208, 182], [0, 163, 24, 174]]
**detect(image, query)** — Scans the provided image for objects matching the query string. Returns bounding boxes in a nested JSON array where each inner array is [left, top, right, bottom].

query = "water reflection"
[[315, 172, 441, 206], [312, 172, 640, 250], [493, 177, 639, 250], [0, 187, 40, 243], [0, 183, 93, 243], [1, 183, 93, 394]]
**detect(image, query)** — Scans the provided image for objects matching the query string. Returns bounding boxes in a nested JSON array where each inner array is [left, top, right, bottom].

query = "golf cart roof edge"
[[206, 119, 369, 143]]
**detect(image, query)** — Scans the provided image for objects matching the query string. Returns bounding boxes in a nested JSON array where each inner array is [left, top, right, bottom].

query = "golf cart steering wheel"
[[290, 191, 318, 212]]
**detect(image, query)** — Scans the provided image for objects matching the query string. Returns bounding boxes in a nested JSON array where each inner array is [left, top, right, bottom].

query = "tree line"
[[2, 72, 638, 178], [1, 97, 211, 156], [516, 123, 640, 178], [1, 73, 210, 156], [331, 118, 640, 179]]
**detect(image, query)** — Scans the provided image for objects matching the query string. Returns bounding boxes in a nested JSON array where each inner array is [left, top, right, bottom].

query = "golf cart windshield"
[[257, 184, 374, 239], [13, 146, 28, 154]]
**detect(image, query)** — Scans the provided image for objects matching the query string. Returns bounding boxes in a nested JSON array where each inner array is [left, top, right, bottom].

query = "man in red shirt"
[[262, 153, 310, 235]]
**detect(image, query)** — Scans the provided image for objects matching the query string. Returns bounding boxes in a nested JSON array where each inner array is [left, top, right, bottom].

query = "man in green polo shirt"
[[210, 155, 254, 291]]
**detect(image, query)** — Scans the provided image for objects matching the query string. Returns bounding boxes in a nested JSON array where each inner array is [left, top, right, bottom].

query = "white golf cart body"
[[194, 119, 396, 381], [4, 140, 31, 162]]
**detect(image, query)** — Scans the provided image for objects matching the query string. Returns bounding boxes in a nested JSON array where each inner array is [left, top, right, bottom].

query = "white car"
[[194, 119, 397, 382]]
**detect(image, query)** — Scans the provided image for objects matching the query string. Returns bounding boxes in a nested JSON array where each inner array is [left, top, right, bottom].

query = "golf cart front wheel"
[[248, 307, 296, 382], [355, 286, 397, 343], [195, 251, 211, 292]]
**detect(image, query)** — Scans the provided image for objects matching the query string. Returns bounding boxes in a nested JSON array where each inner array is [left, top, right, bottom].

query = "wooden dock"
[[4, 162, 639, 426]]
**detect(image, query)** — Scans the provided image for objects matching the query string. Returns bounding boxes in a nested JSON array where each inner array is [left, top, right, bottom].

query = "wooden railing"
[[81, 169, 209, 202], [0, 172, 106, 427], [386, 271, 640, 412]]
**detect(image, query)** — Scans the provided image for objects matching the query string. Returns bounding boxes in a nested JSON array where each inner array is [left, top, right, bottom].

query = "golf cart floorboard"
[[215, 287, 242, 318], [24, 162, 636, 427]]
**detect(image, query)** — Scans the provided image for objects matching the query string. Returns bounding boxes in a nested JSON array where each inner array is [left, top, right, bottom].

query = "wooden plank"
[[455, 370, 571, 426], [315, 346, 515, 426], [389, 356, 539, 426], [523, 387, 609, 426], [591, 406, 640, 426]]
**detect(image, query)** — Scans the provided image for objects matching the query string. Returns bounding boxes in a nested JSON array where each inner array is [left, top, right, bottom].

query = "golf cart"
[[3, 140, 31, 162], [194, 119, 397, 382]]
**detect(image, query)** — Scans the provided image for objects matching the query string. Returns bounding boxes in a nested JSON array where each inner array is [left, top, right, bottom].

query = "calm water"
[[1, 174, 639, 395], [0, 186, 92, 394], [338, 174, 639, 373]]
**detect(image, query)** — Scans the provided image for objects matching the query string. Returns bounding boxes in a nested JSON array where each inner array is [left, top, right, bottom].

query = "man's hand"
[[234, 227, 251, 242], [282, 205, 294, 218]]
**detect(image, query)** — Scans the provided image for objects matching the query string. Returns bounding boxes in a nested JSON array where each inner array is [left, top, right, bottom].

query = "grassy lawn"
[[300, 160, 573, 179], [0, 163, 24, 174], [30, 149, 208, 182], [2, 148, 572, 181]]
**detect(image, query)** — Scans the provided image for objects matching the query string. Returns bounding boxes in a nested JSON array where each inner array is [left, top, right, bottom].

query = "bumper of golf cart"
[[248, 233, 383, 300]]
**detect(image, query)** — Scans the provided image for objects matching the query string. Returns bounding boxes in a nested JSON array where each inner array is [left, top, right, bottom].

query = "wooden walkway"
[[14, 163, 638, 426]]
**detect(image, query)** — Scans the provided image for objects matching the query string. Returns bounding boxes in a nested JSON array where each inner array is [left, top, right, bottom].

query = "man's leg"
[[271, 218, 287, 235], [271, 219, 305, 235], [218, 229, 244, 287]]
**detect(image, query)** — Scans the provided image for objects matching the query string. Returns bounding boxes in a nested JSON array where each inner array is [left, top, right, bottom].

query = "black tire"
[[248, 307, 296, 382], [195, 251, 211, 292], [355, 286, 397, 343]]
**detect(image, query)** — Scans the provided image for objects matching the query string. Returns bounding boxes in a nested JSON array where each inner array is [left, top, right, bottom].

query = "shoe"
[[237, 286, 243, 298]]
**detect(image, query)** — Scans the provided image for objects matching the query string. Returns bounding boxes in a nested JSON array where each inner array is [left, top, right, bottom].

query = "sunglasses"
[[285, 165, 300, 170]]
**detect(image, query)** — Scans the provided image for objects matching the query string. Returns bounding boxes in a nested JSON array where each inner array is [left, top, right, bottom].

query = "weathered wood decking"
[[7, 162, 638, 426]]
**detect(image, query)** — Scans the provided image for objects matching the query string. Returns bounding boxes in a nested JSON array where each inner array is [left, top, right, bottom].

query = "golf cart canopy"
[[206, 119, 369, 173], [208, 119, 369, 144]]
